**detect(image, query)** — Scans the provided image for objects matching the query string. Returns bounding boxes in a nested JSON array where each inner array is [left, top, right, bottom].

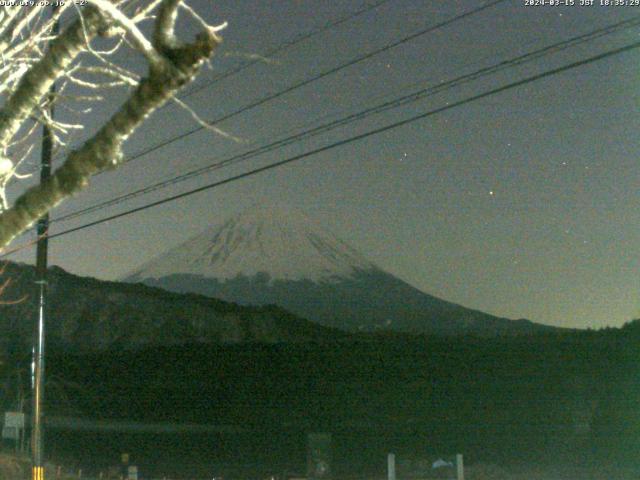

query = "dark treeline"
[[34, 321, 640, 471]]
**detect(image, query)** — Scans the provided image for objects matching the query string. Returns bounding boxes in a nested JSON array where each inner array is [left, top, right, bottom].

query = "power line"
[[109, 0, 510, 169], [52, 14, 640, 224], [47, 0, 395, 167], [21, 38, 639, 248], [0, 0, 512, 249], [177, 0, 394, 100]]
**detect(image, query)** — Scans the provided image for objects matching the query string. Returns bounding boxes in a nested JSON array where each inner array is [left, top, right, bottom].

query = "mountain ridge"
[[127, 203, 375, 283], [126, 204, 558, 336], [0, 261, 345, 355]]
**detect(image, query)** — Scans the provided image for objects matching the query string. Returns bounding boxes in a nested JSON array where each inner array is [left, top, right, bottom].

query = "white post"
[[388, 453, 396, 480], [456, 454, 464, 480]]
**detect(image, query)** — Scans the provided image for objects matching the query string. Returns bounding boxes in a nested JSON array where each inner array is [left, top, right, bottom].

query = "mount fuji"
[[125, 204, 552, 336]]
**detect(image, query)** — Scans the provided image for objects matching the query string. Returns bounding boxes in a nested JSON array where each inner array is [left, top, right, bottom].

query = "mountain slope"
[[0, 261, 344, 355], [126, 204, 554, 336], [128, 203, 375, 282]]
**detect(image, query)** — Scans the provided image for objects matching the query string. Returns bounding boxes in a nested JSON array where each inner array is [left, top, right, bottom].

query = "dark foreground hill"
[[41, 324, 640, 474], [0, 262, 344, 356]]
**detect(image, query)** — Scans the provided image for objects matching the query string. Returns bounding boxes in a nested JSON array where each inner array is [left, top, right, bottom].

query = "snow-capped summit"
[[128, 203, 376, 283], [126, 203, 553, 336]]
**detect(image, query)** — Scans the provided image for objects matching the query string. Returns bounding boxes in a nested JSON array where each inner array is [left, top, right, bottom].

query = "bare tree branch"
[[0, 7, 109, 151], [0, 3, 222, 249], [0, 263, 27, 304]]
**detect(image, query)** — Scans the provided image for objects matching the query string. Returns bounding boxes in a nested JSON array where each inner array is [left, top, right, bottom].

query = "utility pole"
[[32, 92, 52, 480], [32, 7, 58, 480]]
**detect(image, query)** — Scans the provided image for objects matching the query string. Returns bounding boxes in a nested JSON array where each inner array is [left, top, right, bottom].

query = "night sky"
[[5, 0, 640, 329]]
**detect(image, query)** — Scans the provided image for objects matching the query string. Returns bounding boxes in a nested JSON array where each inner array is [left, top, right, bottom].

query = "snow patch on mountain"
[[127, 203, 377, 283]]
